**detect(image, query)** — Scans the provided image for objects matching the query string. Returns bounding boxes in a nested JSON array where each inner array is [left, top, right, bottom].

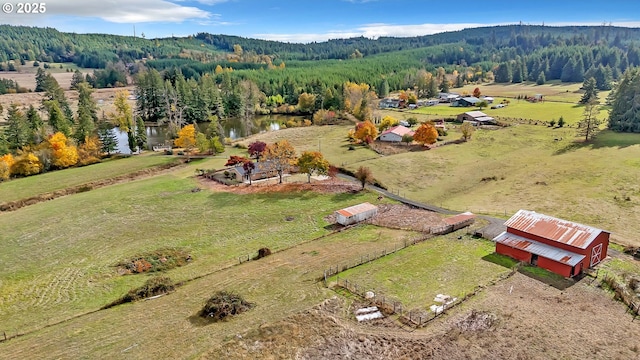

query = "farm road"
[[338, 174, 507, 239]]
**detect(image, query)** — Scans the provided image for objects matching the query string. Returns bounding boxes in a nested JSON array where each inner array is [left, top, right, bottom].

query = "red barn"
[[493, 210, 610, 277]]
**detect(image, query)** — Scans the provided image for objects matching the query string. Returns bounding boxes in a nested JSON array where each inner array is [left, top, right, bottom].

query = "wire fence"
[[335, 266, 519, 328]]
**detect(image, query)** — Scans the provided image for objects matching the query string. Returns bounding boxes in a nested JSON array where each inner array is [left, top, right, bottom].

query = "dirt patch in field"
[[207, 272, 640, 360], [370, 204, 447, 232], [197, 176, 361, 195]]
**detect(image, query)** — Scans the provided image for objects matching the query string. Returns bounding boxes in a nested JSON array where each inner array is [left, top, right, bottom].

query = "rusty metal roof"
[[445, 212, 475, 225], [335, 202, 378, 217], [493, 231, 585, 267], [504, 210, 606, 249]]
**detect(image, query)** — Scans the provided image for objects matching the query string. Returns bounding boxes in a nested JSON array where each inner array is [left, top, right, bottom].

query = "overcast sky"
[[2, 0, 640, 43]]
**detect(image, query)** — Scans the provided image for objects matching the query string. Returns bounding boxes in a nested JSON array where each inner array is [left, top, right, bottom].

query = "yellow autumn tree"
[[343, 82, 377, 121], [378, 116, 399, 132], [413, 123, 438, 146], [262, 140, 297, 184], [77, 136, 102, 166], [11, 152, 42, 176], [174, 124, 197, 161], [354, 120, 378, 144], [0, 154, 15, 180], [48, 132, 79, 168]]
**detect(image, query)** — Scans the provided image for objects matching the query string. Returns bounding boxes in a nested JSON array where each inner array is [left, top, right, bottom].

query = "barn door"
[[590, 243, 603, 267]]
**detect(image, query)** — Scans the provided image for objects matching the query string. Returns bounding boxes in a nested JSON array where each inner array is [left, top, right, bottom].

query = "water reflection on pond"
[[114, 114, 303, 154]]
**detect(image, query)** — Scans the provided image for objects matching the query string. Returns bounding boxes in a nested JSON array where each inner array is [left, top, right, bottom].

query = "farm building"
[[379, 98, 401, 109], [225, 161, 278, 182], [432, 212, 476, 235], [493, 210, 610, 278], [481, 96, 494, 103], [438, 92, 461, 103], [452, 96, 481, 107], [457, 111, 495, 125], [335, 203, 378, 226], [379, 125, 414, 142]]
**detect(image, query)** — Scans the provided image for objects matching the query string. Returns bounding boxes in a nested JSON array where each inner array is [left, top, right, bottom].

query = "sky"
[[2, 0, 640, 43]]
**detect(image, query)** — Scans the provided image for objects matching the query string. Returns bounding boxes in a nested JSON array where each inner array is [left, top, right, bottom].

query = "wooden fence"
[[602, 274, 640, 319]]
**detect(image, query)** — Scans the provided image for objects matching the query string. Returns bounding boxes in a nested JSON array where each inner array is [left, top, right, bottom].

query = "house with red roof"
[[493, 210, 610, 277], [379, 125, 414, 142]]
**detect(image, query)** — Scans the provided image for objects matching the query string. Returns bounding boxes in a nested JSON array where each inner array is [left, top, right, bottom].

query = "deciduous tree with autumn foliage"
[[48, 132, 79, 169], [354, 166, 373, 190], [297, 151, 330, 183], [174, 124, 197, 161], [413, 123, 438, 146], [263, 140, 297, 184], [354, 120, 378, 144], [248, 141, 267, 161]]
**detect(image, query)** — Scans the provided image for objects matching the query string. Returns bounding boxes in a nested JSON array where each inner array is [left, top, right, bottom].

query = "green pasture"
[[0, 153, 177, 203], [331, 232, 510, 309], [0, 171, 386, 334], [410, 99, 597, 124]]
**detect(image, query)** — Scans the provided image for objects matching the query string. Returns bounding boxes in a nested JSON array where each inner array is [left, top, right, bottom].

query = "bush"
[[33, 61, 40, 67], [116, 248, 192, 274], [164, 149, 173, 155], [254, 247, 272, 260], [199, 291, 254, 321], [436, 128, 448, 136], [104, 276, 175, 308]]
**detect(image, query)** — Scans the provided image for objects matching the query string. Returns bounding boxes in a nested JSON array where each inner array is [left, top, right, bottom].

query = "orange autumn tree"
[[262, 140, 297, 184], [354, 120, 378, 144], [48, 132, 78, 169], [413, 123, 438, 146], [77, 136, 102, 166]]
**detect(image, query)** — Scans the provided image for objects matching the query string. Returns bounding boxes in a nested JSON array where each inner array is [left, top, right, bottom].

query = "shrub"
[[117, 248, 191, 274], [104, 277, 175, 308], [254, 247, 272, 260], [436, 128, 448, 137], [199, 291, 254, 321]]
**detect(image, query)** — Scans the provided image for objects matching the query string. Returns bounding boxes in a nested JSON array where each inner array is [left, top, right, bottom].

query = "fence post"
[[324, 270, 327, 286]]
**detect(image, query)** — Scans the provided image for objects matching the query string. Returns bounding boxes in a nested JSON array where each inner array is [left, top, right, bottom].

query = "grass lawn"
[[330, 232, 511, 309], [0, 153, 177, 203], [447, 81, 612, 103]]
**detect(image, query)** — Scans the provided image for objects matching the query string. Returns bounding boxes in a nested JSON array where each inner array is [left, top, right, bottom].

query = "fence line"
[[331, 265, 519, 329]]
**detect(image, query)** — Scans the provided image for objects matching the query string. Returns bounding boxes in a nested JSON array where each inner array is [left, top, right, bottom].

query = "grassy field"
[[331, 232, 511, 309], [409, 98, 597, 124], [0, 163, 395, 335], [249, 124, 640, 247], [0, 153, 178, 203]]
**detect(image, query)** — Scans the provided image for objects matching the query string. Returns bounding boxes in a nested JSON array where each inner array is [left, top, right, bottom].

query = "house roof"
[[381, 125, 414, 137], [493, 231, 585, 267], [336, 202, 378, 218], [460, 96, 481, 104], [444, 212, 475, 225], [463, 111, 489, 118], [504, 210, 607, 249], [234, 161, 272, 176]]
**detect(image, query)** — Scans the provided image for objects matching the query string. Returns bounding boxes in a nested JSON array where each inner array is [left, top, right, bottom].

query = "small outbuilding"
[[453, 96, 481, 107], [457, 111, 495, 125], [493, 210, 610, 277], [335, 202, 378, 226], [379, 125, 414, 142]]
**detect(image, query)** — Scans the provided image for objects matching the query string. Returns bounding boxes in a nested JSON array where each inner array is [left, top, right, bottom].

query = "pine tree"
[[4, 104, 29, 151], [97, 117, 118, 155], [495, 63, 512, 83], [580, 77, 598, 104], [45, 100, 72, 137], [25, 104, 43, 144], [135, 116, 147, 151], [536, 72, 546, 85], [378, 78, 389, 98]]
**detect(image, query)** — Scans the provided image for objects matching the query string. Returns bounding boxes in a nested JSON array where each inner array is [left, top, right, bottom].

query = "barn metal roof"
[[464, 111, 489, 118], [504, 210, 606, 249], [493, 231, 585, 267], [444, 212, 476, 225], [336, 202, 378, 217]]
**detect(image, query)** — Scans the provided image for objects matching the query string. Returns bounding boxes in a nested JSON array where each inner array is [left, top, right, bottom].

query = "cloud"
[[254, 20, 640, 43], [1, 0, 211, 24]]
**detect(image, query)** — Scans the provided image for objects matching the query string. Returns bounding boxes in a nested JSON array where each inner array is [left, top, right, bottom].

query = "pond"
[[114, 114, 304, 154]]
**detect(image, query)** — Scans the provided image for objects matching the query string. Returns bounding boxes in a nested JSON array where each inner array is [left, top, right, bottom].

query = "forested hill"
[[3, 24, 640, 68], [196, 25, 640, 60], [0, 25, 221, 67]]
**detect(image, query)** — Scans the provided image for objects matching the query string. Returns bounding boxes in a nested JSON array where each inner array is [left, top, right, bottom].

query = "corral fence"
[[322, 234, 431, 282], [334, 267, 518, 328], [602, 274, 640, 319], [0, 329, 23, 343]]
